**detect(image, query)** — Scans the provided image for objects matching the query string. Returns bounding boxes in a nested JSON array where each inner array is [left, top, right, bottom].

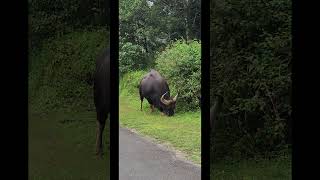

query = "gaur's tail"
[[137, 80, 142, 89]]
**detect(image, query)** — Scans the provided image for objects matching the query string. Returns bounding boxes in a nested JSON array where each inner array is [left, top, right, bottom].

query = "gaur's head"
[[160, 92, 178, 116]]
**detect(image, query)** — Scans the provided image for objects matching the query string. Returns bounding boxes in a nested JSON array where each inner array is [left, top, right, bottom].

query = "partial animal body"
[[210, 94, 224, 131], [139, 69, 178, 116], [93, 48, 110, 157]]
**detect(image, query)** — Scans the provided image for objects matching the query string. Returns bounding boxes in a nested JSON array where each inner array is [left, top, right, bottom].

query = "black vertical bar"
[[3, 0, 28, 179], [291, 0, 296, 179], [201, 0, 210, 179], [110, 0, 119, 179]]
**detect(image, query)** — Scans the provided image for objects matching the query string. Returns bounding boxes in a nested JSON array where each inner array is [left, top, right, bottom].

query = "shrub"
[[119, 41, 149, 75], [29, 0, 108, 48], [210, 0, 291, 160], [29, 29, 109, 112], [155, 40, 201, 112], [119, 70, 147, 97]]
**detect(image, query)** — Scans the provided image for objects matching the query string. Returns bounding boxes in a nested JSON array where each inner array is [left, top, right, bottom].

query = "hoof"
[[96, 153, 103, 159], [96, 149, 103, 157]]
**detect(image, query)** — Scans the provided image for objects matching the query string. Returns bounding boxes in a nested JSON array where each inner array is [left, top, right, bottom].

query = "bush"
[[29, 29, 109, 112], [210, 0, 291, 160], [29, 0, 108, 48], [119, 41, 149, 75], [155, 40, 201, 112], [119, 70, 147, 97]]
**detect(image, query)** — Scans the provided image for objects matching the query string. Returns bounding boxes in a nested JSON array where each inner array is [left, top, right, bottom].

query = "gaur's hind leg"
[[96, 111, 106, 157], [139, 88, 143, 111], [147, 99, 154, 112], [150, 104, 155, 112]]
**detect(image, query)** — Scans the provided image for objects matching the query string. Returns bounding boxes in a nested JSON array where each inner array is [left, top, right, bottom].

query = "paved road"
[[119, 127, 201, 180]]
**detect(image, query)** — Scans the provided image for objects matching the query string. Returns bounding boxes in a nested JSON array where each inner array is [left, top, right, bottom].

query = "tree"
[[210, 0, 292, 159], [29, 0, 109, 48], [120, 0, 201, 68]]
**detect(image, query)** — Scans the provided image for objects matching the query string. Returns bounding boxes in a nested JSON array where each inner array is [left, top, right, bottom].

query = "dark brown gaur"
[[139, 69, 178, 116], [93, 48, 110, 157]]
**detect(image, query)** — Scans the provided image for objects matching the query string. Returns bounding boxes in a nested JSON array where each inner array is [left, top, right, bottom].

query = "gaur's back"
[[140, 69, 168, 96]]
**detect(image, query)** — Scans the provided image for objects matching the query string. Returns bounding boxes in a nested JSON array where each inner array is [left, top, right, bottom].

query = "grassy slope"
[[29, 109, 110, 180], [210, 155, 291, 180], [29, 29, 110, 179], [119, 94, 201, 164], [29, 28, 108, 113]]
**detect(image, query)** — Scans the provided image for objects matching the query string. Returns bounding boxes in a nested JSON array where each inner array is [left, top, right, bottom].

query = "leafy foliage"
[[29, 0, 109, 48], [210, 0, 292, 161], [120, 0, 201, 67], [29, 29, 109, 112], [119, 0, 201, 113], [119, 41, 149, 75], [156, 40, 201, 112], [119, 70, 147, 96]]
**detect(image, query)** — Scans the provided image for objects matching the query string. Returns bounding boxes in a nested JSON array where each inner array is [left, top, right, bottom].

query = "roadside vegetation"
[[29, 0, 110, 179], [119, 0, 202, 164], [210, 0, 292, 178]]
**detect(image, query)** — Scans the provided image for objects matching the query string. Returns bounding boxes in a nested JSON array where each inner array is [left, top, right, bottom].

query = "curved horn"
[[172, 93, 178, 102], [160, 92, 171, 105]]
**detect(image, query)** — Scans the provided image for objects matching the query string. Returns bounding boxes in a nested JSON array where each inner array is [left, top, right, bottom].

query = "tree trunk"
[[184, 0, 189, 41]]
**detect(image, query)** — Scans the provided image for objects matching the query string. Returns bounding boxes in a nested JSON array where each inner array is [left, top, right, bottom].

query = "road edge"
[[120, 126, 201, 168]]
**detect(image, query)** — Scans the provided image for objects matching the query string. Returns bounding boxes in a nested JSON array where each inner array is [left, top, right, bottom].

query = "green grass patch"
[[28, 28, 110, 179], [29, 108, 110, 180], [210, 155, 291, 180], [119, 94, 201, 164]]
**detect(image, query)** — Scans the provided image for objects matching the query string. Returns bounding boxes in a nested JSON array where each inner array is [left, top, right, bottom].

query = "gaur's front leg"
[[96, 112, 106, 158], [159, 107, 165, 116]]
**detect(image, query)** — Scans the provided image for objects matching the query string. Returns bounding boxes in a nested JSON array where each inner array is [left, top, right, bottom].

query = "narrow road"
[[119, 127, 201, 180]]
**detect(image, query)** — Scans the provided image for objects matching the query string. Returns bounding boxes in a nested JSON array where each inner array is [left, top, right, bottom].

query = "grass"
[[119, 94, 201, 164], [28, 29, 111, 179], [28, 108, 110, 180], [210, 155, 292, 180], [28, 29, 108, 114]]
